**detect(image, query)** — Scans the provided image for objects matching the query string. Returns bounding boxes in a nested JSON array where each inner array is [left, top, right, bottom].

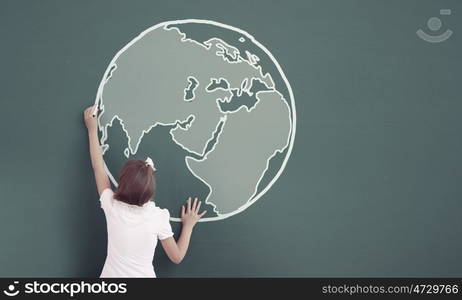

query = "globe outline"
[[94, 19, 297, 222]]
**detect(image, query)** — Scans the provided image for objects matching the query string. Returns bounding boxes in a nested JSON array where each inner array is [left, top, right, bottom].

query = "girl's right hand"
[[84, 105, 97, 132], [181, 197, 206, 229]]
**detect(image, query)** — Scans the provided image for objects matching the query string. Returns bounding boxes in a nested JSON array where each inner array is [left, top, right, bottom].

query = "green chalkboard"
[[0, 0, 461, 277]]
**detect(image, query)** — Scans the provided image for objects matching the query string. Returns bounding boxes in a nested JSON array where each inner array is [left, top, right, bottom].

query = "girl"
[[84, 105, 206, 277]]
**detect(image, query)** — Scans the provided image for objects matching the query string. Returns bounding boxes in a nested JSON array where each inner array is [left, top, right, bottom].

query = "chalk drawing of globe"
[[95, 19, 296, 222]]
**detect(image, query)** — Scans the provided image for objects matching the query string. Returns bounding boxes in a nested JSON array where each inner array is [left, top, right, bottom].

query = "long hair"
[[114, 160, 155, 206]]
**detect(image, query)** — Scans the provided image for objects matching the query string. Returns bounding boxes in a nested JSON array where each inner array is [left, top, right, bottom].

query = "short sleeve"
[[99, 188, 114, 210], [157, 209, 174, 240]]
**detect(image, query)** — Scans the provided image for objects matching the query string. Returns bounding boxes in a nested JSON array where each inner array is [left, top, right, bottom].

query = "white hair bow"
[[145, 157, 156, 171]]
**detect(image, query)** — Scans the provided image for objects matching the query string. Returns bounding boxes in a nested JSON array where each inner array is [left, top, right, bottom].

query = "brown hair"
[[114, 160, 155, 206]]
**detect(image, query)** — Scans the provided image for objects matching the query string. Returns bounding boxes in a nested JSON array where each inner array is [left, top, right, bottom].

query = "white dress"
[[99, 189, 173, 278]]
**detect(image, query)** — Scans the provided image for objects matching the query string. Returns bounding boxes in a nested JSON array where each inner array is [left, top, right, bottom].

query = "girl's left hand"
[[84, 106, 97, 132], [181, 197, 207, 229]]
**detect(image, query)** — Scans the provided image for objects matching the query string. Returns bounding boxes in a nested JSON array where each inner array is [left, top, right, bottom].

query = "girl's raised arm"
[[84, 105, 111, 196], [161, 197, 206, 264]]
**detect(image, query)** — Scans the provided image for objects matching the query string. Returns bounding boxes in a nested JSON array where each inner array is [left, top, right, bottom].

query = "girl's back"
[[99, 189, 173, 278]]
